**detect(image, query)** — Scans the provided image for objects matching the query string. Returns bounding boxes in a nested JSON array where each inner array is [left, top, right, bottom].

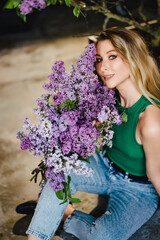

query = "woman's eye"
[[109, 55, 117, 60], [96, 58, 102, 63]]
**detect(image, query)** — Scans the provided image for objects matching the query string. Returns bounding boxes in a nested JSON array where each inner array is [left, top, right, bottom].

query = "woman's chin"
[[104, 82, 115, 89]]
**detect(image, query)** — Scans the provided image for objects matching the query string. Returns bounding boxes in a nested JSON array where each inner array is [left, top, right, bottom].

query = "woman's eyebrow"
[[106, 50, 116, 54], [96, 50, 116, 56]]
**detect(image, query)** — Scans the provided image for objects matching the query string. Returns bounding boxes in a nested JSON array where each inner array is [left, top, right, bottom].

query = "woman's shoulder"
[[139, 105, 160, 138]]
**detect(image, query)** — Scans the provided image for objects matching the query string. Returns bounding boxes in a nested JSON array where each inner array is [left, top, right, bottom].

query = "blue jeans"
[[26, 150, 158, 240]]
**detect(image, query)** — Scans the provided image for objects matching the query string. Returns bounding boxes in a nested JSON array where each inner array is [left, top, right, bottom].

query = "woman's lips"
[[103, 74, 114, 80]]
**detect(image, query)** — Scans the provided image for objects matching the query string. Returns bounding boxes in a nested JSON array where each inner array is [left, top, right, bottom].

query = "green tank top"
[[105, 92, 159, 176]]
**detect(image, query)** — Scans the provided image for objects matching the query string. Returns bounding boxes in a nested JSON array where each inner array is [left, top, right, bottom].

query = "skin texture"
[[62, 204, 75, 222], [28, 40, 160, 240], [28, 235, 40, 240]]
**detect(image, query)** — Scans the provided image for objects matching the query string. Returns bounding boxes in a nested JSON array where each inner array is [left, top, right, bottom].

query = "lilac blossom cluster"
[[17, 43, 122, 195], [19, 0, 47, 15]]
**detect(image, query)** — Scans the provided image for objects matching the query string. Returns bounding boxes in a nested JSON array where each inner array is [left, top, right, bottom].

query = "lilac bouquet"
[[17, 44, 122, 204]]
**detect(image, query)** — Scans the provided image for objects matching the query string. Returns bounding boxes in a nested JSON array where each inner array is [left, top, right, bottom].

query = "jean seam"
[[63, 215, 72, 230], [63, 214, 92, 231], [26, 229, 51, 240], [75, 183, 109, 187], [51, 212, 65, 237]]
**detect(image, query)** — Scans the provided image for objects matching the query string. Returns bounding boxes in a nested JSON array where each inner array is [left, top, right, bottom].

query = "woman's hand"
[[140, 105, 160, 195]]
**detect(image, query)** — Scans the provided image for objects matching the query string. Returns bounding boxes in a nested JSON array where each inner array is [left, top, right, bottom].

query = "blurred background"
[[0, 0, 159, 239]]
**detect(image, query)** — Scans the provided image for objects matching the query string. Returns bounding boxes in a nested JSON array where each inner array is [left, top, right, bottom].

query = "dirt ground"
[[0, 37, 98, 240]]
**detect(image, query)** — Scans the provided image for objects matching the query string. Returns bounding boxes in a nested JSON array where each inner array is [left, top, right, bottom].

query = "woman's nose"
[[101, 61, 108, 71]]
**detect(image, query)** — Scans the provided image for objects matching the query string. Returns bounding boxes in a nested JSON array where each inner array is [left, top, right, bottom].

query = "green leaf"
[[78, 156, 90, 163], [64, 180, 71, 198], [56, 189, 64, 200], [122, 111, 128, 123], [62, 181, 68, 199], [67, 176, 71, 184], [3, 0, 21, 9], [58, 0, 63, 4], [95, 146, 100, 154], [46, 0, 57, 6], [48, 95, 54, 104], [69, 197, 81, 203], [65, 0, 71, 7], [16, 7, 27, 22], [59, 199, 68, 205], [14, 0, 21, 7], [73, 6, 80, 18], [3, 0, 13, 9], [67, 188, 71, 198]]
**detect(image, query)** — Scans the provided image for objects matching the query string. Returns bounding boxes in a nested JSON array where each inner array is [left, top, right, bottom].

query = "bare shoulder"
[[139, 105, 160, 138]]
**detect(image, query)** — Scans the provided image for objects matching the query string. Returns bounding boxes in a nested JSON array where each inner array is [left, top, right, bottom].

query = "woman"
[[27, 27, 160, 240]]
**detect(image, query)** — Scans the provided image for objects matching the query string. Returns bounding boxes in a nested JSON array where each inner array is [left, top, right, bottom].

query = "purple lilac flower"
[[45, 168, 64, 182], [46, 170, 65, 192], [62, 141, 72, 155], [79, 146, 89, 159], [36, 0, 46, 8], [60, 111, 78, 126], [113, 114, 122, 125], [19, 1, 32, 15], [16, 131, 25, 141], [76, 43, 96, 73], [87, 143, 96, 153], [72, 137, 82, 153], [20, 137, 32, 150], [59, 120, 67, 132], [48, 107, 59, 122], [108, 130, 114, 139], [79, 123, 97, 146], [45, 147, 62, 168], [66, 89, 76, 100], [52, 92, 64, 105], [51, 122, 60, 138], [36, 99, 46, 109], [49, 179, 64, 192], [19, 0, 47, 15], [78, 82, 89, 93], [45, 61, 69, 94], [51, 61, 65, 73], [59, 131, 71, 143], [98, 106, 110, 123], [69, 126, 78, 137]]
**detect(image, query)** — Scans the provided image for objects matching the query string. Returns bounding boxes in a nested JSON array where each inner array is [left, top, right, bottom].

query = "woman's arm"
[[140, 105, 160, 195]]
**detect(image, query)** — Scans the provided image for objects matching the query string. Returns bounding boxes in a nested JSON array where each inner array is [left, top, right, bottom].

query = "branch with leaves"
[[3, 0, 160, 45], [4, 0, 81, 22]]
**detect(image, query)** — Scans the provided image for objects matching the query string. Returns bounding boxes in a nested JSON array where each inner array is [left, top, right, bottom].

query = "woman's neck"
[[117, 81, 142, 108]]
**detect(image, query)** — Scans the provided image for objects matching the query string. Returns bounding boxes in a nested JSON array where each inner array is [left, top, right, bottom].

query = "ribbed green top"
[[105, 92, 158, 176]]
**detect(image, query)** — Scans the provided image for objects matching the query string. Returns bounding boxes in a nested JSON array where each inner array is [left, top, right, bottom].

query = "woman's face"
[[96, 40, 131, 90]]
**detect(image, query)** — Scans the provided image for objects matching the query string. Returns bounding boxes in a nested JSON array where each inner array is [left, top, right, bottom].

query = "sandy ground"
[[0, 37, 98, 240]]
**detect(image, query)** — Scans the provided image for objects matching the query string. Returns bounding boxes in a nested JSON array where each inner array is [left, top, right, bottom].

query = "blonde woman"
[[27, 27, 160, 240]]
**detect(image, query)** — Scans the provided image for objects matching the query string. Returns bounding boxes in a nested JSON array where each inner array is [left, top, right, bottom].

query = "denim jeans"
[[26, 150, 159, 240]]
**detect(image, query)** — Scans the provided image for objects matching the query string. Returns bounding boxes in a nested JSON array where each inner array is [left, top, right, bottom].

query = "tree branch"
[[71, 3, 160, 38], [138, 0, 146, 20], [103, 16, 109, 30]]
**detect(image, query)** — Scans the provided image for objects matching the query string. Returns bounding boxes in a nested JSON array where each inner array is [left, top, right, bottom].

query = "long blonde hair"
[[97, 27, 160, 107]]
